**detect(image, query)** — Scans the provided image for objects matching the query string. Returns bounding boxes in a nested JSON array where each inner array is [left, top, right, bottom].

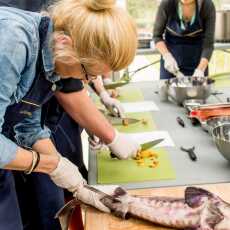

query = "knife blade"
[[104, 81, 129, 90], [110, 138, 164, 159], [107, 116, 140, 126], [141, 138, 164, 151]]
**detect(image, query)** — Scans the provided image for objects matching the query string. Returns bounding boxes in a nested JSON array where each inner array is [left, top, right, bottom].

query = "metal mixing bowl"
[[202, 116, 230, 134], [212, 123, 230, 161], [167, 77, 213, 105]]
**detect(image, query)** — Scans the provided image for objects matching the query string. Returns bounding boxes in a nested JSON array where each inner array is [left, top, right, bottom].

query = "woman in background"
[[153, 0, 216, 99]]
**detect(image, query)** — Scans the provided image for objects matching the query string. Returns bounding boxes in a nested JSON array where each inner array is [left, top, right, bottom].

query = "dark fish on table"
[[56, 186, 230, 230]]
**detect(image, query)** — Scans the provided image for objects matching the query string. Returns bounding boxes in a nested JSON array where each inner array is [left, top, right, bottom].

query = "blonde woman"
[[0, 0, 138, 229]]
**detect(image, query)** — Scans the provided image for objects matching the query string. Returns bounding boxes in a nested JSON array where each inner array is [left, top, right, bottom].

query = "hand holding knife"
[[110, 138, 164, 159]]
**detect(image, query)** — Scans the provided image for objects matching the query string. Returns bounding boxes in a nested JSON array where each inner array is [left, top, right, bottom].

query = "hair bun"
[[83, 0, 116, 11]]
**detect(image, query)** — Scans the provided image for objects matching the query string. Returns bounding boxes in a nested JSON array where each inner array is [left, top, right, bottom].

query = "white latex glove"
[[88, 135, 105, 151], [100, 90, 125, 118], [49, 157, 85, 193], [192, 68, 205, 78], [102, 78, 113, 85], [108, 130, 140, 159], [49, 157, 109, 213], [163, 52, 179, 76], [176, 71, 185, 80], [74, 184, 110, 213]]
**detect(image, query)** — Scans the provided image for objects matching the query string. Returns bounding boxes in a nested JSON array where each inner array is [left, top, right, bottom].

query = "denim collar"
[[41, 17, 60, 83]]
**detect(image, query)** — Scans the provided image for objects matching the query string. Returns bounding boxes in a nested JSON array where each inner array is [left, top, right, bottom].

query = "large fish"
[[56, 186, 230, 230]]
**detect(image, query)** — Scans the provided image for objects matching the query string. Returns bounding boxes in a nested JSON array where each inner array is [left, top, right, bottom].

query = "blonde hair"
[[50, 0, 137, 73]]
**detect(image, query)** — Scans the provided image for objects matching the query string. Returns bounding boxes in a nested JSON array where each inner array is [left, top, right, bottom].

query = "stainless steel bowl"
[[167, 77, 213, 105], [212, 123, 230, 161], [202, 116, 230, 134]]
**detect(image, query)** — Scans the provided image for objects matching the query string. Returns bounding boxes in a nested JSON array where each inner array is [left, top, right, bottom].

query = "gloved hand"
[[88, 135, 105, 151], [192, 68, 205, 78], [100, 90, 125, 118], [49, 157, 109, 212], [74, 184, 110, 213], [108, 130, 140, 159], [163, 52, 179, 76], [102, 78, 113, 85]]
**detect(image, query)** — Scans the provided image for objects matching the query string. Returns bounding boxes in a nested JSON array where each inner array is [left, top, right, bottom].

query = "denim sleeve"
[[0, 21, 30, 167], [14, 108, 51, 148]]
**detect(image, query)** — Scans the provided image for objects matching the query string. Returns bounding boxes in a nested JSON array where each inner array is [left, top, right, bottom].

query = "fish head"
[[100, 187, 130, 219]]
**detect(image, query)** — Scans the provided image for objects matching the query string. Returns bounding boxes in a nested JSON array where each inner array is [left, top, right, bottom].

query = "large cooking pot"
[[215, 10, 230, 42]]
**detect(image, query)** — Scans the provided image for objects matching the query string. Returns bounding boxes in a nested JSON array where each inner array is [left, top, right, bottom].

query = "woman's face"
[[54, 33, 111, 82], [180, 0, 195, 5], [79, 63, 111, 83], [56, 60, 111, 82]]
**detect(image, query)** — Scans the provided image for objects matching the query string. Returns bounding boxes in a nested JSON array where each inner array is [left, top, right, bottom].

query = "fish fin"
[[114, 187, 127, 197], [55, 199, 80, 230], [100, 196, 129, 219], [185, 187, 213, 208], [199, 202, 224, 230]]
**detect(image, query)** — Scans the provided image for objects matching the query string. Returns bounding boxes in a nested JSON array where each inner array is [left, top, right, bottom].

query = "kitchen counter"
[[88, 82, 230, 189]]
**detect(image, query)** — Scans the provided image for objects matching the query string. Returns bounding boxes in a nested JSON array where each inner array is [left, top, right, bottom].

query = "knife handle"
[[176, 117, 185, 127], [110, 153, 117, 158], [180, 146, 197, 161], [187, 149, 197, 161]]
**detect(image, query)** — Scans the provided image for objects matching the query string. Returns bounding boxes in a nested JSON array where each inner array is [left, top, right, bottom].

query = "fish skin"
[[56, 186, 230, 230]]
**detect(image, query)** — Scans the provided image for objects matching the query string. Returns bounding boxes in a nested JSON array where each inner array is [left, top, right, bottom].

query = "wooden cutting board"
[[84, 183, 230, 230]]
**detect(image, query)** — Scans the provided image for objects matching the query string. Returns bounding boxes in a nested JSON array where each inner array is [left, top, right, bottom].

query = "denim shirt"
[[0, 7, 59, 167]]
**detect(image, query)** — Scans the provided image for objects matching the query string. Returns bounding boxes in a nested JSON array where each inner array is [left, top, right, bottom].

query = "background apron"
[[43, 97, 88, 181]]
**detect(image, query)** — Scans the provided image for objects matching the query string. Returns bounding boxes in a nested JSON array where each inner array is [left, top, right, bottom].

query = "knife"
[[104, 81, 129, 90], [107, 116, 140, 126], [100, 109, 141, 126], [140, 138, 164, 151], [110, 138, 164, 158]]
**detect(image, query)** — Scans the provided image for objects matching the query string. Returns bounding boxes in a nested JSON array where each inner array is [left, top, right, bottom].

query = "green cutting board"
[[115, 112, 156, 133], [97, 148, 176, 184], [214, 77, 230, 88], [117, 86, 144, 102]]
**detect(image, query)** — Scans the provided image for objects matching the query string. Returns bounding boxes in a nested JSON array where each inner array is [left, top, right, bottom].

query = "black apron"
[[43, 95, 88, 181], [160, 0, 208, 79]]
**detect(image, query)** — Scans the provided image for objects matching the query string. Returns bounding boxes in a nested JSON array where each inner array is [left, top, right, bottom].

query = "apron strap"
[[197, 0, 204, 12]]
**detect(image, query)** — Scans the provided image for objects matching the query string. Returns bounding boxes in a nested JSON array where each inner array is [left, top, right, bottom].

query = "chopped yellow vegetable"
[[141, 119, 148, 125], [122, 118, 129, 126], [134, 150, 159, 168]]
